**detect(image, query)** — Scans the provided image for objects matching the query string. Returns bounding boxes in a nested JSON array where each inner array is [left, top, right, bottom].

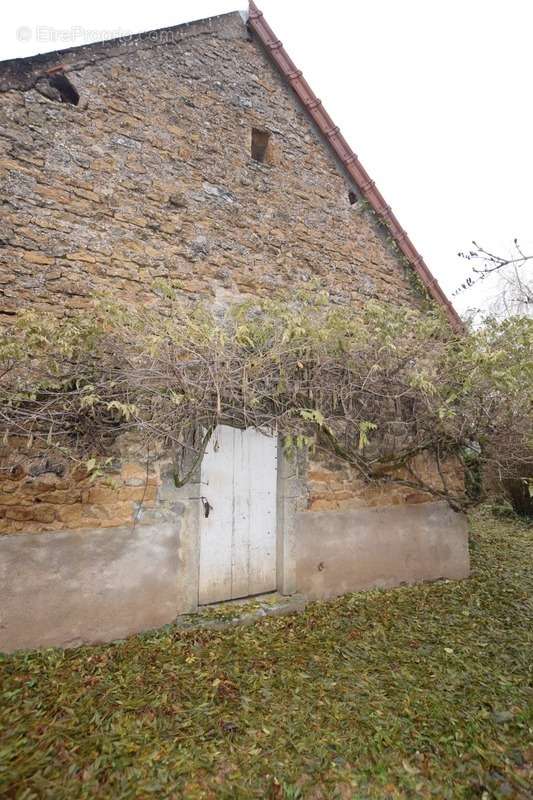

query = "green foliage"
[[0, 290, 531, 510], [404, 262, 433, 305], [358, 421, 377, 450], [0, 511, 532, 798], [486, 498, 521, 520]]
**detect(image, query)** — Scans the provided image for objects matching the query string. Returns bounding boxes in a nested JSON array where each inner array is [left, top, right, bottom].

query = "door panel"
[[198, 426, 234, 604], [199, 426, 277, 605], [247, 426, 278, 595], [230, 428, 252, 600]]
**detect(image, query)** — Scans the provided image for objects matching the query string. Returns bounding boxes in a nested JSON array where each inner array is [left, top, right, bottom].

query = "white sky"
[[2, 0, 532, 315]]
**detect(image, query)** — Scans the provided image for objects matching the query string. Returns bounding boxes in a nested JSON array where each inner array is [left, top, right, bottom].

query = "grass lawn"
[[1, 510, 532, 799]]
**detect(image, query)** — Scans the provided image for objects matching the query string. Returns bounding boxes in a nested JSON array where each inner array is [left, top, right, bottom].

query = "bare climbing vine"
[[0, 286, 531, 511]]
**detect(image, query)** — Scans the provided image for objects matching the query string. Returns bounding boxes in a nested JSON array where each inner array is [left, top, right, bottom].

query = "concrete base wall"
[[0, 523, 182, 652], [295, 502, 469, 600], [0, 499, 469, 653]]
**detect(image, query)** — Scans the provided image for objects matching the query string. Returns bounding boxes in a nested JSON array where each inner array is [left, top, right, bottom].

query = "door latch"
[[189, 495, 213, 518], [200, 496, 212, 518]]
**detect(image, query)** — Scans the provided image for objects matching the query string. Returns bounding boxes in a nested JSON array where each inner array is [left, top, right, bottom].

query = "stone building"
[[0, 3, 468, 651]]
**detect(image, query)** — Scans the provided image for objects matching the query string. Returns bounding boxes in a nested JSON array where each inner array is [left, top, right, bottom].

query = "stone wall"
[[307, 452, 464, 512], [0, 12, 449, 535], [0, 446, 159, 535], [0, 13, 421, 319]]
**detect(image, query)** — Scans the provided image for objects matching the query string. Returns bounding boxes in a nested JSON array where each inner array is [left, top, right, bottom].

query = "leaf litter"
[[0, 509, 532, 799]]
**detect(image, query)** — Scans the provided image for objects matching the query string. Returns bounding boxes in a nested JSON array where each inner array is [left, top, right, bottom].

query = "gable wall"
[[0, 13, 446, 538], [0, 13, 421, 317], [0, 17, 470, 652]]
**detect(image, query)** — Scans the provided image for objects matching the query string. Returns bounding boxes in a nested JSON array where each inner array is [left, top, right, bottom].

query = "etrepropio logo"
[[16, 26, 32, 42], [14, 26, 134, 45]]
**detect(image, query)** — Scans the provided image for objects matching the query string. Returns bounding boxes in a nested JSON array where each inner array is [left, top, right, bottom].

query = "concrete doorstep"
[[173, 592, 308, 632]]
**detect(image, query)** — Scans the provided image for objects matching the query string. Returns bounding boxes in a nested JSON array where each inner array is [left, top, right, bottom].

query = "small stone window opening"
[[251, 128, 271, 163], [348, 190, 358, 206], [48, 73, 80, 106]]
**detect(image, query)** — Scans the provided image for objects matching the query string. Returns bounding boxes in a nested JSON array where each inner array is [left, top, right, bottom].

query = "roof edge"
[[248, 1, 462, 331], [0, 10, 244, 85]]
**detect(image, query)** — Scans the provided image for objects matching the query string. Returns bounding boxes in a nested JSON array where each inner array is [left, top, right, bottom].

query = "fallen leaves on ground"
[[1, 509, 532, 799]]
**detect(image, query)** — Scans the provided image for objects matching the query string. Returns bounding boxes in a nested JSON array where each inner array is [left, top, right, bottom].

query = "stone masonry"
[[0, 12, 453, 535], [0, 14, 420, 317]]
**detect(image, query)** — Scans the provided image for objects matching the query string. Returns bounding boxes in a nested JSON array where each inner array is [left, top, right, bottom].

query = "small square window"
[[251, 128, 271, 163]]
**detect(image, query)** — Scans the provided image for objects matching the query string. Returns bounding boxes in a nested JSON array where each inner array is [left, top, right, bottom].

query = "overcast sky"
[[2, 0, 532, 315]]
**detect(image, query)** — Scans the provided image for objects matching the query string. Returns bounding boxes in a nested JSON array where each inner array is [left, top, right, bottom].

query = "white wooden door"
[[198, 425, 278, 604]]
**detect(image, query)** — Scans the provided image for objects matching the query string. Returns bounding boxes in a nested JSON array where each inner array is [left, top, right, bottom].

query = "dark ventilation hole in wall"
[[251, 128, 271, 163], [348, 190, 358, 206], [48, 73, 80, 106]]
